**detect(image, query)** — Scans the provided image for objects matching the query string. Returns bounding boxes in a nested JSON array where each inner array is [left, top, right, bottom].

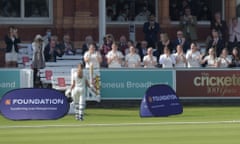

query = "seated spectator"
[[100, 34, 114, 67], [229, 47, 240, 67], [186, 42, 201, 68], [106, 42, 124, 68], [228, 18, 240, 52], [156, 33, 173, 61], [211, 12, 228, 42], [124, 40, 135, 55], [44, 36, 63, 62], [82, 35, 94, 55], [217, 48, 232, 68], [42, 28, 52, 45], [172, 30, 190, 53], [207, 29, 225, 57], [201, 48, 218, 68], [84, 43, 102, 69], [61, 34, 75, 55], [54, 36, 65, 54], [143, 47, 157, 68], [125, 46, 141, 68], [137, 40, 148, 61], [173, 45, 187, 68], [118, 35, 128, 55], [159, 46, 176, 68]]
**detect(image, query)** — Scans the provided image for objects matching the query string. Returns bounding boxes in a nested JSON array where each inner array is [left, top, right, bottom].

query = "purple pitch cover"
[[140, 84, 183, 117], [0, 88, 69, 120]]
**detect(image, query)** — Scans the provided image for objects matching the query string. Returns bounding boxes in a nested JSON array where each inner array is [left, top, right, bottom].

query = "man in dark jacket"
[[143, 14, 160, 49]]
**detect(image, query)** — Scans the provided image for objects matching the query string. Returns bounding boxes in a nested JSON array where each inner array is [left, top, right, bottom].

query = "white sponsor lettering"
[[12, 98, 64, 105], [0, 82, 16, 88]]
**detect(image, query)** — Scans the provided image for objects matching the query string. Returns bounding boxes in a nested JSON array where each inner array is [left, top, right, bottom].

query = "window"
[[169, 0, 223, 22], [106, 0, 156, 24], [237, 0, 240, 19], [0, 0, 53, 24]]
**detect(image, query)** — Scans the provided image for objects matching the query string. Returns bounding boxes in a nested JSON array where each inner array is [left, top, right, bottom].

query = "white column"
[[99, 0, 106, 45]]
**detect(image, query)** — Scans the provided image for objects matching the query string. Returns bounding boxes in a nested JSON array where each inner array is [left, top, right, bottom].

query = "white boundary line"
[[1, 120, 240, 129]]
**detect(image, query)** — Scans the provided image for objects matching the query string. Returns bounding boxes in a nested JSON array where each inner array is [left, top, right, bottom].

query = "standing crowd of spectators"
[[3, 7, 240, 70]]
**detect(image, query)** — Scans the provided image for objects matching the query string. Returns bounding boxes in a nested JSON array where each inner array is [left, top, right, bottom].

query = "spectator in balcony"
[[211, 12, 228, 42], [229, 47, 240, 67], [32, 34, 46, 87], [217, 48, 232, 68], [84, 43, 102, 69], [61, 34, 75, 55], [125, 46, 141, 68], [118, 35, 128, 56], [143, 14, 161, 48], [82, 35, 94, 55], [228, 17, 240, 52], [159, 46, 176, 68], [106, 42, 124, 68], [179, 0, 190, 16], [198, 4, 211, 21], [173, 45, 187, 68], [207, 29, 225, 57], [5, 26, 21, 67], [186, 42, 201, 68], [170, 1, 180, 21], [117, 8, 128, 21], [143, 47, 157, 68], [200, 47, 218, 68], [172, 30, 190, 53], [156, 33, 173, 61], [179, 7, 198, 41], [44, 36, 63, 62], [135, 6, 150, 21], [107, 8, 114, 21]]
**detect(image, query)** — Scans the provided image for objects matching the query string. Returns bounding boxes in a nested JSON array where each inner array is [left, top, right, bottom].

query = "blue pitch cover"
[[0, 88, 69, 120], [140, 84, 183, 117]]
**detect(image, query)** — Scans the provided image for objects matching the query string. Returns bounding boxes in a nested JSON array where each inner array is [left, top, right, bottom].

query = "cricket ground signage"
[[100, 69, 174, 99], [140, 84, 183, 117], [0, 69, 33, 99], [176, 70, 240, 97], [0, 88, 69, 120]]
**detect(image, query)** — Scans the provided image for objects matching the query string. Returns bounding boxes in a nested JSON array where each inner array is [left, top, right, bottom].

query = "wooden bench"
[[56, 55, 83, 60], [45, 60, 81, 67]]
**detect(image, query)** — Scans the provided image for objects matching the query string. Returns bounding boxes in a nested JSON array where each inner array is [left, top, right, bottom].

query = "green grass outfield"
[[1, 107, 240, 144]]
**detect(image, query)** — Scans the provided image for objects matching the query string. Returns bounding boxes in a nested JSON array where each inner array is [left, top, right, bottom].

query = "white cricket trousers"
[[71, 87, 86, 119]]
